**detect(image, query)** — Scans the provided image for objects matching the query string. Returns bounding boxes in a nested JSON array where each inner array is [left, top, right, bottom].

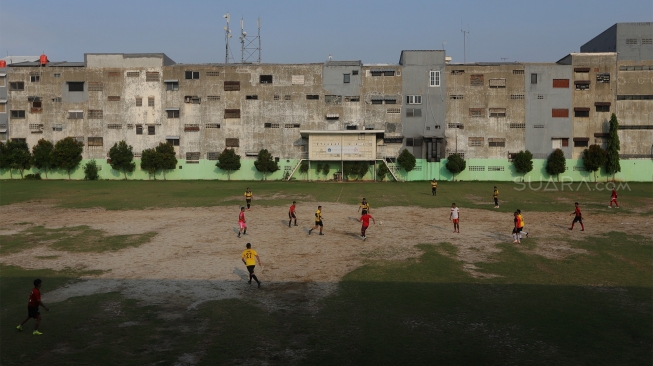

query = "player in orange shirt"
[[16, 279, 49, 335], [359, 209, 376, 240], [609, 188, 619, 208], [569, 202, 585, 231], [288, 201, 298, 227], [237, 207, 247, 238], [512, 211, 522, 243]]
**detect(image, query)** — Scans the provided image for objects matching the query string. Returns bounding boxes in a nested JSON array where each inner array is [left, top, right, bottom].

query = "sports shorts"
[[315, 220, 323, 227], [28, 307, 40, 319], [573, 216, 583, 223], [512, 227, 522, 234], [452, 219, 459, 224], [289, 212, 296, 219], [246, 265, 255, 274], [239, 222, 247, 229]]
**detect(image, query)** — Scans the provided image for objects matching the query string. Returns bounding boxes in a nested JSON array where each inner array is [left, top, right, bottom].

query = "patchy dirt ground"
[[1, 202, 651, 311]]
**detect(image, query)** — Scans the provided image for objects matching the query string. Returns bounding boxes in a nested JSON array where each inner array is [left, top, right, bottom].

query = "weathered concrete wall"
[[445, 63, 526, 159], [524, 63, 573, 158], [616, 23, 653, 61], [0, 67, 7, 142], [615, 59, 653, 157]]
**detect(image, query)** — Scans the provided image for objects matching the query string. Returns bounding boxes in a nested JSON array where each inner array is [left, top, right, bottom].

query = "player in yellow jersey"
[[358, 198, 370, 213], [493, 186, 499, 208], [244, 188, 253, 210], [308, 205, 324, 235], [517, 209, 529, 239], [241, 243, 262, 288], [431, 179, 438, 196]]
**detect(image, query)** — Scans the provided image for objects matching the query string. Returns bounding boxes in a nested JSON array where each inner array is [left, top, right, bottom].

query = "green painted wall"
[[2, 158, 651, 182]]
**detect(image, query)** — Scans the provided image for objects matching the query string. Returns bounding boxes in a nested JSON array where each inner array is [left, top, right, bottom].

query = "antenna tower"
[[461, 25, 470, 64], [223, 13, 234, 63], [239, 17, 261, 63]]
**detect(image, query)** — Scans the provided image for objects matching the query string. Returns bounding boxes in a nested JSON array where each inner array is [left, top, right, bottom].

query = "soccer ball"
[[380, 221, 383, 225]]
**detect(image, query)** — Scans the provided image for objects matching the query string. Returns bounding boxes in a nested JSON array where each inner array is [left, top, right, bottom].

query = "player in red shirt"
[[359, 210, 376, 241], [237, 206, 247, 238], [17, 279, 49, 335], [609, 188, 619, 208], [288, 201, 298, 227], [569, 202, 585, 231]]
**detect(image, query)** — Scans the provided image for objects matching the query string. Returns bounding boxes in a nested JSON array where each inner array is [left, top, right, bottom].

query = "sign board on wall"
[[292, 75, 305, 85], [326, 145, 360, 154]]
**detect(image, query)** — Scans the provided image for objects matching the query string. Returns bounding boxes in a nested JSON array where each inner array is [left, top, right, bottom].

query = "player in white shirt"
[[449, 203, 460, 233]]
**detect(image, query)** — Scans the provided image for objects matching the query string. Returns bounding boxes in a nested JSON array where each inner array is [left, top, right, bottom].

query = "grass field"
[[0, 180, 651, 365]]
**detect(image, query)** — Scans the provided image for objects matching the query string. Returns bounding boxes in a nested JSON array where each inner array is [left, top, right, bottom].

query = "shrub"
[[108, 140, 136, 179], [52, 137, 84, 179], [377, 162, 390, 181], [254, 149, 279, 180], [83, 160, 100, 180], [24, 173, 42, 180], [32, 139, 54, 179], [546, 148, 567, 181], [582, 144, 607, 182], [445, 153, 466, 181], [396, 149, 416, 174], [216, 148, 241, 180], [513, 150, 534, 182]]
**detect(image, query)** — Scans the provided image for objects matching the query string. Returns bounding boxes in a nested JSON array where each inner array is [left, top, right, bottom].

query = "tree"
[[445, 153, 466, 181], [140, 148, 160, 179], [108, 140, 135, 179], [322, 163, 331, 179], [316, 163, 323, 178], [52, 137, 84, 179], [546, 148, 567, 182], [0, 142, 10, 177], [298, 160, 309, 180], [254, 149, 279, 180], [512, 150, 533, 182], [605, 113, 621, 181], [83, 160, 100, 180], [396, 149, 416, 178], [582, 144, 607, 182], [343, 162, 358, 180], [358, 162, 370, 179], [155, 142, 178, 180], [216, 148, 241, 180], [7, 140, 32, 179], [32, 139, 54, 179], [377, 162, 390, 181]]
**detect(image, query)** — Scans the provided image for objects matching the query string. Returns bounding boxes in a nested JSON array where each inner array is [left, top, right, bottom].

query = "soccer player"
[[241, 243, 262, 288], [609, 188, 619, 208], [244, 188, 253, 210], [358, 198, 370, 213], [449, 203, 460, 233], [512, 211, 522, 243], [431, 179, 438, 196], [569, 202, 585, 231], [237, 206, 247, 238], [493, 186, 499, 208], [16, 279, 49, 335], [359, 209, 376, 240], [308, 205, 324, 235], [517, 209, 529, 239], [288, 201, 298, 227]]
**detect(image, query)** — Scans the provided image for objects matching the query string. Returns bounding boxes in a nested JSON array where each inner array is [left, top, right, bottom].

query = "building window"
[[148, 126, 156, 135], [468, 166, 485, 171], [136, 125, 143, 135], [451, 70, 465, 75], [469, 108, 485, 118], [9, 82, 25, 91], [246, 95, 258, 100], [596, 73, 610, 83], [574, 108, 590, 117], [0, 103, 5, 113], [343, 74, 350, 83], [552, 79, 569, 88], [68, 82, 84, 92], [165, 138, 179, 146], [126, 71, 140, 77], [468, 137, 484, 147], [385, 97, 397, 105], [406, 95, 422, 104], [346, 125, 358, 130], [595, 103, 610, 112], [167, 110, 180, 118], [552, 138, 569, 148], [53, 73, 61, 78], [470, 74, 484, 86], [370, 70, 383, 77], [185, 96, 201, 104], [488, 138, 506, 147], [207, 95, 221, 101], [325, 95, 342, 104], [30, 75, 40, 82], [205, 123, 221, 128], [185, 71, 200, 79], [224, 109, 240, 118], [166, 81, 179, 91], [406, 108, 422, 117], [88, 110, 103, 119], [88, 137, 103, 147], [87, 82, 103, 92], [384, 70, 395, 76], [509, 123, 526, 128], [206, 71, 220, 76], [489, 78, 506, 88], [573, 139, 589, 147], [224, 81, 240, 91], [68, 111, 83, 119], [134, 97, 142, 107], [489, 108, 506, 118], [53, 124, 62, 131], [530, 73, 537, 84], [108, 96, 121, 101], [107, 71, 120, 77], [352, 70, 359, 75], [449, 95, 464, 100], [513, 70, 525, 75], [107, 124, 122, 129], [552, 109, 569, 118], [371, 98, 383, 105], [617, 95, 653, 100], [306, 95, 319, 100], [259, 75, 273, 84], [575, 81, 590, 90], [429, 71, 440, 87], [625, 38, 638, 45], [284, 123, 301, 128], [537, 94, 545, 100], [148, 97, 155, 107], [273, 95, 280, 100], [642, 38, 653, 45], [146, 72, 160, 82], [264, 123, 280, 128], [11, 110, 26, 119], [226, 138, 239, 147], [284, 95, 292, 100], [510, 94, 524, 100]]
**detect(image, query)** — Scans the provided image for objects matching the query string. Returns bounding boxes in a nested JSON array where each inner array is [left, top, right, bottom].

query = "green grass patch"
[[0, 225, 157, 255], [1, 180, 651, 213]]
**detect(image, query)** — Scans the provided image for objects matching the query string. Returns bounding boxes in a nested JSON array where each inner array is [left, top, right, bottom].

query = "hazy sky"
[[1, 0, 651, 65]]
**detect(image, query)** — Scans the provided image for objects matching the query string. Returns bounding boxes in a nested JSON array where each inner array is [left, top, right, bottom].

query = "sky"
[[1, 0, 651, 65]]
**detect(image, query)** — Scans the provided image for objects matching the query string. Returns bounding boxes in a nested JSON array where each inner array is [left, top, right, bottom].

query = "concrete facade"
[[0, 67, 7, 142], [581, 23, 653, 61]]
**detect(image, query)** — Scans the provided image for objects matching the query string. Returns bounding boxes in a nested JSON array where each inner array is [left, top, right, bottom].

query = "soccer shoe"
[[33, 330, 43, 336], [581, 229, 585, 231], [294, 223, 298, 226], [258, 282, 261, 288], [608, 206, 612, 208], [526, 233, 529, 238], [319, 233, 324, 236], [16, 325, 22, 331], [248, 280, 251, 285], [237, 233, 241, 238], [568, 228, 573, 230], [513, 240, 518, 243], [308, 229, 313, 235]]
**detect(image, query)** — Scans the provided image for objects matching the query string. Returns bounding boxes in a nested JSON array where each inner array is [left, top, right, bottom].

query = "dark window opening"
[[166, 82, 179, 91], [371, 99, 383, 105], [30, 75, 40, 82], [574, 140, 589, 147], [185, 71, 200, 79], [574, 110, 590, 117], [224, 109, 241, 118], [352, 70, 359, 75], [246, 95, 258, 100], [343, 74, 350, 83], [530, 73, 537, 84], [370, 71, 383, 77], [260, 75, 273, 84], [224, 81, 240, 91], [167, 110, 180, 118], [11, 110, 26, 118], [166, 138, 180, 146], [596, 105, 610, 112], [9, 82, 25, 91], [68, 82, 84, 92], [345, 125, 357, 130], [148, 126, 156, 135], [226, 138, 239, 147], [136, 125, 143, 135], [306, 95, 319, 100]]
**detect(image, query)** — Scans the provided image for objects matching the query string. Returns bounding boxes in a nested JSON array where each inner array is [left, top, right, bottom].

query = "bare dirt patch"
[[1, 202, 650, 309]]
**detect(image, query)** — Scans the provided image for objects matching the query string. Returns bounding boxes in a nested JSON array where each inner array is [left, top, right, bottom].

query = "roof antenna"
[[328, 54, 332, 61], [223, 13, 233, 63], [461, 22, 470, 64]]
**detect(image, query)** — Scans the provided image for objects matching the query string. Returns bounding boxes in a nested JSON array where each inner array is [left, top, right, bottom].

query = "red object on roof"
[[0, 60, 6, 67], [40, 54, 49, 65]]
